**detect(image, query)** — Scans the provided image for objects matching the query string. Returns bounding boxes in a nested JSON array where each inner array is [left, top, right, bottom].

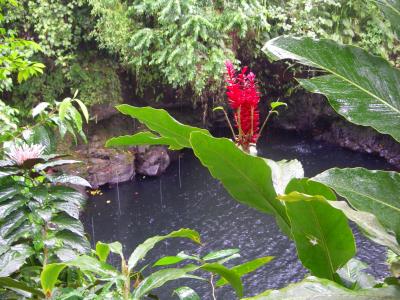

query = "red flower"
[[225, 60, 260, 148]]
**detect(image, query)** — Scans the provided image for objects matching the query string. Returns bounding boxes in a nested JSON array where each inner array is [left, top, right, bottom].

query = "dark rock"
[[74, 148, 135, 189], [135, 145, 171, 176], [270, 91, 400, 169], [90, 104, 118, 122]]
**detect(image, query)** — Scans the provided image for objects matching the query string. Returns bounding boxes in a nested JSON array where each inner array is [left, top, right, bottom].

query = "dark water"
[[82, 130, 394, 299]]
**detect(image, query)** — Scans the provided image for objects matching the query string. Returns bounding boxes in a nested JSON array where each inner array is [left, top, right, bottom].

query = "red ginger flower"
[[225, 60, 260, 148]]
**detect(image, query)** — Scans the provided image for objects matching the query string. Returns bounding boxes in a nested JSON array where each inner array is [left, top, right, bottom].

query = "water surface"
[[82, 130, 393, 299]]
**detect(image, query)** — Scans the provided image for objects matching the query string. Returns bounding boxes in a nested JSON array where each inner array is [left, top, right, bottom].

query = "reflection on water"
[[81, 130, 393, 299]]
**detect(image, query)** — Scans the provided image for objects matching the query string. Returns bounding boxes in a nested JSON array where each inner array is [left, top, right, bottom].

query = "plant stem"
[[122, 259, 130, 300], [258, 110, 276, 141], [237, 106, 242, 139], [221, 108, 236, 139], [250, 106, 254, 137], [210, 273, 217, 300]]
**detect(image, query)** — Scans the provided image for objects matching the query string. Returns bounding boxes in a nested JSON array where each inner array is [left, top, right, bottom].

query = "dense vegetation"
[[1, 0, 400, 299], [2, 0, 399, 112]]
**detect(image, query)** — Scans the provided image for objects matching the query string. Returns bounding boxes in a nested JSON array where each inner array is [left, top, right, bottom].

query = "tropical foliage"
[[106, 5, 400, 292], [2, 0, 400, 299], [3, 0, 398, 108]]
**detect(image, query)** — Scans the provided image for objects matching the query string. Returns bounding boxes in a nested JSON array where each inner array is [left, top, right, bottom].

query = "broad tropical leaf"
[[54, 231, 91, 254], [263, 36, 400, 142], [106, 131, 183, 150], [153, 256, 184, 267], [337, 258, 377, 289], [110, 105, 209, 148], [243, 276, 400, 299], [328, 200, 400, 255], [51, 214, 85, 237], [265, 159, 304, 195], [128, 228, 201, 271], [189, 132, 291, 236], [314, 168, 400, 242], [67, 255, 118, 277], [285, 178, 336, 200], [279, 190, 355, 280], [41, 263, 67, 296]]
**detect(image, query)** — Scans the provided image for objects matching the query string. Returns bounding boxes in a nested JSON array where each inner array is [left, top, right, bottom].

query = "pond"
[[82, 129, 394, 299]]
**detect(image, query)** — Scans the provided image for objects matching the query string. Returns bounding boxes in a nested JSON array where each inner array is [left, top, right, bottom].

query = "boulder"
[[135, 145, 171, 176]]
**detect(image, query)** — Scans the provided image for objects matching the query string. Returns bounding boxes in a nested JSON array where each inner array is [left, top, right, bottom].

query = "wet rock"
[[135, 145, 170, 176], [75, 148, 135, 189]]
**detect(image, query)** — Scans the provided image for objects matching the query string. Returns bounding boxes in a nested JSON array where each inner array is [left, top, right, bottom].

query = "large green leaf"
[[153, 256, 185, 267], [41, 263, 67, 296], [265, 159, 304, 195], [263, 36, 400, 142], [49, 186, 86, 206], [328, 200, 400, 255], [189, 132, 291, 235], [96, 241, 124, 262], [314, 167, 400, 242], [111, 105, 209, 148], [67, 255, 118, 277], [128, 228, 201, 271], [201, 263, 243, 297], [51, 214, 85, 237], [106, 131, 183, 150], [285, 178, 336, 200], [243, 276, 400, 299], [337, 258, 377, 289], [278, 191, 356, 280], [216, 256, 274, 287], [132, 266, 200, 300], [54, 231, 91, 254]]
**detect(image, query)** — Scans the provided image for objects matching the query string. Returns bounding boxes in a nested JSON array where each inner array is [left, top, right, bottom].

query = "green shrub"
[[11, 53, 123, 112]]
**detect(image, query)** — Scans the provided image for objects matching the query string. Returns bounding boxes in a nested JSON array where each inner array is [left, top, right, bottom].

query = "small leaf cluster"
[[0, 1, 45, 92], [11, 53, 123, 112], [10, 0, 91, 67], [39, 230, 272, 299], [1, 92, 89, 147]]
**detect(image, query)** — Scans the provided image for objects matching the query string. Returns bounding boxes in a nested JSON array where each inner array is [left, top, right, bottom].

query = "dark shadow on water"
[[81, 129, 394, 299]]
